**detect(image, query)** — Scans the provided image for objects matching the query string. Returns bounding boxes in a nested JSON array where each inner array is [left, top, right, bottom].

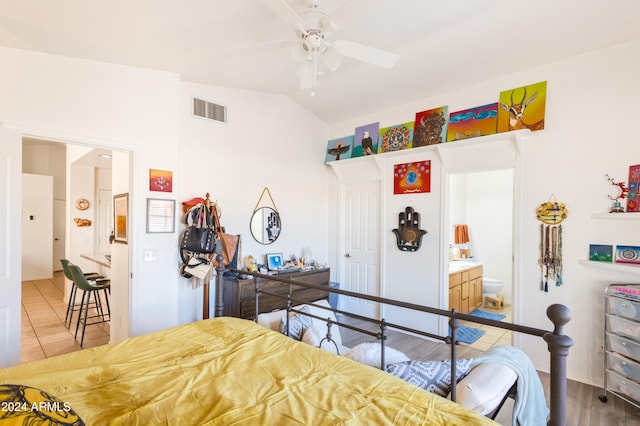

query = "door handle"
[[54, 238, 60, 241], [344, 253, 351, 258]]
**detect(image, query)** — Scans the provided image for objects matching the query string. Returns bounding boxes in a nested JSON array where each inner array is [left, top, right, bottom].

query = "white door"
[[341, 180, 380, 318], [52, 199, 65, 272], [0, 127, 22, 367]]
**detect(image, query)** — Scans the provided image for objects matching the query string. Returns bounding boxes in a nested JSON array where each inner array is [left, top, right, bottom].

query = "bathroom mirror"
[[250, 207, 281, 245]]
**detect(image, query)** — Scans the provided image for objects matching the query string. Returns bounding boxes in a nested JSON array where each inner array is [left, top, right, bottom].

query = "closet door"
[[341, 180, 380, 319]]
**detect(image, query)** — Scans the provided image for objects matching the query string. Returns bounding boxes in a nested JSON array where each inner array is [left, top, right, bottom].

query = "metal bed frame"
[[213, 262, 573, 426]]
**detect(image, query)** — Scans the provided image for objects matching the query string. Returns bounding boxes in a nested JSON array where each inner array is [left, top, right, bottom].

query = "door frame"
[[4, 121, 137, 349], [440, 159, 523, 340]]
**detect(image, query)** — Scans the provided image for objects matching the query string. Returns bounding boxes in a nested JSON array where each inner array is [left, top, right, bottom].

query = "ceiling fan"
[[259, 0, 400, 95]]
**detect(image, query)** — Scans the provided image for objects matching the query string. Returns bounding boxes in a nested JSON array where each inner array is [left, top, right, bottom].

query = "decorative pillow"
[[451, 362, 517, 415], [385, 358, 473, 397], [279, 305, 313, 340], [344, 342, 409, 368]]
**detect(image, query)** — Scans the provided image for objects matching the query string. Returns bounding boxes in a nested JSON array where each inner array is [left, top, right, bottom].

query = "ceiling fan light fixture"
[[321, 46, 342, 72], [296, 61, 313, 90]]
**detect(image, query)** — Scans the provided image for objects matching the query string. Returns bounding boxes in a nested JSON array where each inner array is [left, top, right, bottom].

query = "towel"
[[471, 345, 549, 426], [455, 224, 470, 244]]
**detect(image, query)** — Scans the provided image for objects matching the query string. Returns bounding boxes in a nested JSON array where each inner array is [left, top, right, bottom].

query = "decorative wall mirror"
[[250, 187, 281, 245]]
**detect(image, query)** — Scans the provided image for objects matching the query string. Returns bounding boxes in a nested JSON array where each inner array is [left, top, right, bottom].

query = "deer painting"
[[499, 87, 545, 131]]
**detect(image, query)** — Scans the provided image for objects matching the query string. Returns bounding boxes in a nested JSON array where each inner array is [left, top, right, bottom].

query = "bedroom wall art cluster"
[[324, 80, 547, 163]]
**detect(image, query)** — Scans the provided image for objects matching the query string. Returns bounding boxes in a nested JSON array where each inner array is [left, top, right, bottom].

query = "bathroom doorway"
[[448, 169, 514, 307]]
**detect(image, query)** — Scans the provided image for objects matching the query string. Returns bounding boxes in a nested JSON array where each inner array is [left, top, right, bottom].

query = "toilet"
[[483, 278, 504, 309]]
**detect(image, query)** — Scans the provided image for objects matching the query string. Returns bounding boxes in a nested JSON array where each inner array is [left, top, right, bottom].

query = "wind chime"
[[536, 195, 568, 292]]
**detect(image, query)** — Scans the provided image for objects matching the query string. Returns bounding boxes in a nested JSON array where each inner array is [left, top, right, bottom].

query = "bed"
[[0, 264, 572, 425], [0, 316, 495, 425]]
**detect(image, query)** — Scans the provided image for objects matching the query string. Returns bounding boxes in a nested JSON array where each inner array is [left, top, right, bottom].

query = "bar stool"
[[60, 259, 105, 329], [67, 263, 111, 347]]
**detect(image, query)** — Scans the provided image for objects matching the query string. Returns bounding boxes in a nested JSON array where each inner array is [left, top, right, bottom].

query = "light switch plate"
[[143, 249, 158, 262]]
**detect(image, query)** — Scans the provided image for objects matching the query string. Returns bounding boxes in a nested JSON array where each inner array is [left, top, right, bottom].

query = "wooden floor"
[[21, 271, 110, 363], [339, 309, 640, 426]]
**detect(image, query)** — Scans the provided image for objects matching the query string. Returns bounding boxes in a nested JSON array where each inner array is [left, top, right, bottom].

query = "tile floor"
[[21, 271, 110, 364], [462, 303, 513, 351]]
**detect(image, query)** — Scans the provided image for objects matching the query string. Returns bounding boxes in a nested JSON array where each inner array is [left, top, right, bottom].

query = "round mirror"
[[250, 207, 281, 245]]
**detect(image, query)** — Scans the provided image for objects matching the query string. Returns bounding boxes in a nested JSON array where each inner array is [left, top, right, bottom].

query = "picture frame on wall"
[[266, 253, 284, 270], [113, 193, 129, 244], [149, 169, 173, 192], [146, 198, 175, 233]]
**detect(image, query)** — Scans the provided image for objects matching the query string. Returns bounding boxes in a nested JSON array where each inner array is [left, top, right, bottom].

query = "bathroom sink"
[[449, 260, 482, 273]]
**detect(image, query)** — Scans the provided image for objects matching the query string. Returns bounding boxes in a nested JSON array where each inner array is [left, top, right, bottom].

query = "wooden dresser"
[[221, 268, 330, 319]]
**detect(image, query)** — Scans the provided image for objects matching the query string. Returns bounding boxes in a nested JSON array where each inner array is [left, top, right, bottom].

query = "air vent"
[[193, 98, 227, 123]]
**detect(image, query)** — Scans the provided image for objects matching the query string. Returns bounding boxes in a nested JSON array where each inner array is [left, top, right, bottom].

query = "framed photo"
[[146, 198, 175, 233], [113, 193, 129, 244], [266, 253, 284, 270]]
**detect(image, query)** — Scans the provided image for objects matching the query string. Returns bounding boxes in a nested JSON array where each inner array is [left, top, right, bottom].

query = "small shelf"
[[579, 259, 640, 274], [591, 213, 640, 220]]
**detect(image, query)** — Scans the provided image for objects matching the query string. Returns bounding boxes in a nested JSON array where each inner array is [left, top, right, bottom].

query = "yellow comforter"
[[0, 317, 496, 425]]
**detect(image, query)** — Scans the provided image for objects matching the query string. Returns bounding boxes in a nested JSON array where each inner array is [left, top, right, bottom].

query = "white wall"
[[0, 46, 182, 339], [177, 83, 330, 321], [21, 173, 53, 280], [328, 39, 640, 387]]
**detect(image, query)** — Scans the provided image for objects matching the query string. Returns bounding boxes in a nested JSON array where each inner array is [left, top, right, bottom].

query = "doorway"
[[21, 137, 128, 359], [448, 169, 514, 308]]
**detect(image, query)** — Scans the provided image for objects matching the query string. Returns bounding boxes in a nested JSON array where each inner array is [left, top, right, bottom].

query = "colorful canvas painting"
[[628, 164, 640, 212], [149, 169, 173, 192], [353, 122, 379, 157], [497, 81, 547, 133], [325, 136, 354, 162], [447, 103, 498, 142], [394, 161, 431, 194], [413, 106, 448, 147], [378, 122, 414, 153]]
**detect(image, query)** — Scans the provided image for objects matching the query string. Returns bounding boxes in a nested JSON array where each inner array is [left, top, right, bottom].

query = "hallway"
[[21, 271, 109, 363]]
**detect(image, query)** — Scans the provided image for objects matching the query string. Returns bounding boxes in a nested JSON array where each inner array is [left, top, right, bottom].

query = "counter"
[[80, 253, 111, 269]]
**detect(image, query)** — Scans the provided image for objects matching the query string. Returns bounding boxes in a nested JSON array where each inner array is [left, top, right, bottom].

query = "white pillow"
[[257, 309, 287, 331], [344, 342, 409, 368], [450, 362, 517, 415], [302, 299, 342, 345], [302, 325, 348, 355]]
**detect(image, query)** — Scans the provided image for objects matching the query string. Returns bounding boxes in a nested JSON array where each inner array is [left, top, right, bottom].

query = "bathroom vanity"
[[448, 261, 483, 314]]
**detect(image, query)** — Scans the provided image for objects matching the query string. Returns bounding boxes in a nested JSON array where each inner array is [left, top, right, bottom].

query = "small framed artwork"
[[113, 193, 129, 244], [149, 169, 173, 192], [325, 136, 354, 162], [146, 198, 175, 233], [589, 244, 613, 262], [266, 253, 284, 270], [394, 160, 431, 194], [615, 245, 640, 264]]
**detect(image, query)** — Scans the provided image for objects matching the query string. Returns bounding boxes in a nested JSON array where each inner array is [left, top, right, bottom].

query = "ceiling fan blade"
[[217, 40, 295, 58], [332, 39, 400, 69], [259, 0, 307, 34]]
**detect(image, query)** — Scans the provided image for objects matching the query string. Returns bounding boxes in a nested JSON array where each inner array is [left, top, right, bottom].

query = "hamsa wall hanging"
[[392, 206, 427, 252]]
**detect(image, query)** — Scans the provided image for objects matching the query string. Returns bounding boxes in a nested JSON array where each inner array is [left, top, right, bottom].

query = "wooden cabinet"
[[449, 265, 483, 314], [222, 268, 330, 319]]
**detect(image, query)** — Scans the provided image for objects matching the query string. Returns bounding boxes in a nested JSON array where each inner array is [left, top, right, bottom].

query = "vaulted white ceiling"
[[1, 0, 639, 124]]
